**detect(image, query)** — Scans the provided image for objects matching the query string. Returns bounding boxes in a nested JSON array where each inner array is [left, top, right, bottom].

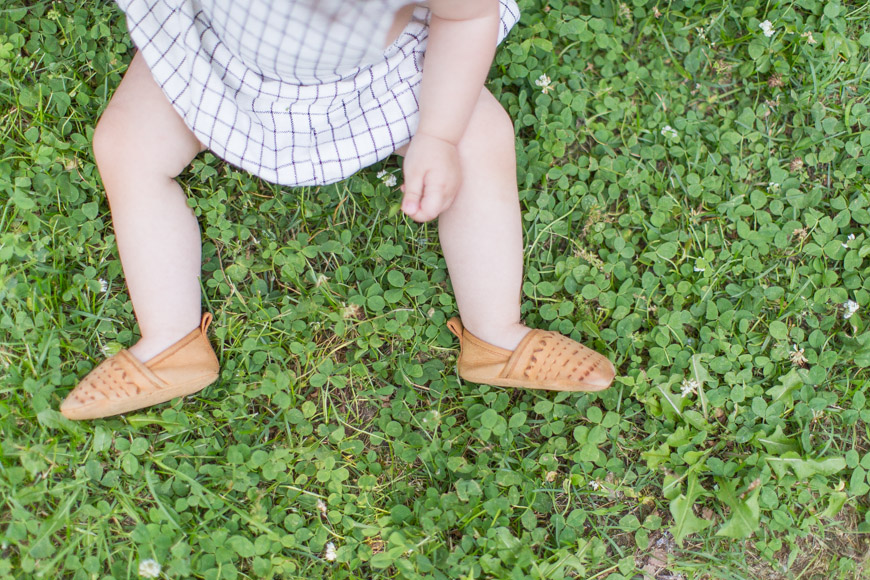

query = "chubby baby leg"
[[436, 88, 527, 350], [61, 52, 218, 419], [437, 88, 614, 391], [92, 51, 205, 362]]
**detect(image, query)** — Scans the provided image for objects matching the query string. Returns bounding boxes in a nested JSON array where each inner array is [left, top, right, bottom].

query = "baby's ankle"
[[128, 332, 188, 363], [465, 322, 530, 351]]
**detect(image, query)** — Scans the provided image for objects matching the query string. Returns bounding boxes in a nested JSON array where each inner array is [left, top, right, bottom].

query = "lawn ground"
[[1, 0, 870, 578]]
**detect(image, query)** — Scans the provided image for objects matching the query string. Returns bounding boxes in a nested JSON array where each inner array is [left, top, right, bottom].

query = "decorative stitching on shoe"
[[519, 331, 607, 384], [574, 357, 602, 382]]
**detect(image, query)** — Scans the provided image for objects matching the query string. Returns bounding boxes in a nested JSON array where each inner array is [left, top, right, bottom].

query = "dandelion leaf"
[[642, 442, 670, 471], [682, 409, 708, 430], [714, 478, 760, 539], [754, 425, 799, 455], [822, 492, 848, 519], [666, 426, 692, 447], [765, 369, 803, 409], [656, 384, 684, 420], [767, 452, 847, 480], [669, 474, 711, 546]]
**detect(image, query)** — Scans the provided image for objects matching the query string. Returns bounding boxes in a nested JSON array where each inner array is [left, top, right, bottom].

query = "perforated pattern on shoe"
[[68, 355, 163, 406], [521, 331, 605, 383]]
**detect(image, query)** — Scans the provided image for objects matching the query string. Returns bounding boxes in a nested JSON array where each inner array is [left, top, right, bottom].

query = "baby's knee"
[[460, 92, 515, 159], [92, 106, 151, 182], [91, 111, 123, 174], [483, 98, 515, 144], [92, 104, 201, 182]]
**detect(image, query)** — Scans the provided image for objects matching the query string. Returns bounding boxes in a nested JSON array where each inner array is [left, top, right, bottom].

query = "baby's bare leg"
[[436, 88, 529, 351], [93, 52, 205, 362]]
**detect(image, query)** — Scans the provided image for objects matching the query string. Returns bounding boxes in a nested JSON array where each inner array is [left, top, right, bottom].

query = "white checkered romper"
[[116, 0, 521, 186]]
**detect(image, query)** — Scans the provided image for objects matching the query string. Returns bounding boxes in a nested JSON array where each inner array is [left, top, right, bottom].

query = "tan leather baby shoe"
[[446, 317, 615, 392], [60, 313, 220, 420]]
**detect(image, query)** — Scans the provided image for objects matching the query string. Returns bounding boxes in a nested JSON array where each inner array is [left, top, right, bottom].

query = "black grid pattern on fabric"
[[116, 0, 521, 186]]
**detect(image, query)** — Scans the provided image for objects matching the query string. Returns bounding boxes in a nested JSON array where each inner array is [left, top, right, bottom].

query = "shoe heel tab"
[[201, 312, 213, 334], [446, 317, 464, 346]]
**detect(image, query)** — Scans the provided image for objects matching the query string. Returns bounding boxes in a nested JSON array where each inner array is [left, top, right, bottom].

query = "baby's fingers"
[[412, 184, 446, 223], [401, 171, 425, 216]]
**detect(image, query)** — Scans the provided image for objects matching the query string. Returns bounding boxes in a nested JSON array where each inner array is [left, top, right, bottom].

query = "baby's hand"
[[400, 131, 462, 222]]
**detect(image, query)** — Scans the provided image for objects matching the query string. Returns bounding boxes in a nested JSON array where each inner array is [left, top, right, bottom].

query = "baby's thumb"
[[401, 174, 424, 216]]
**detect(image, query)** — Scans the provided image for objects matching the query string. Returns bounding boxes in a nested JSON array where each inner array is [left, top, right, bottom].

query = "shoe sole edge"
[[60, 373, 219, 420]]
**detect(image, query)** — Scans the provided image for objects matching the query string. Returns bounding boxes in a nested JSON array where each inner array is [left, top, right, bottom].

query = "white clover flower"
[[681, 378, 699, 396], [99, 278, 108, 293], [315, 273, 328, 287], [844, 300, 860, 320], [317, 498, 327, 516], [790, 344, 807, 367], [693, 266, 705, 272], [376, 169, 397, 188], [341, 303, 361, 319], [138, 559, 161, 579], [802, 30, 818, 44], [843, 233, 856, 248], [759, 20, 775, 37], [661, 125, 679, 140], [324, 542, 337, 562], [534, 74, 555, 94], [767, 182, 780, 193], [589, 480, 600, 490]]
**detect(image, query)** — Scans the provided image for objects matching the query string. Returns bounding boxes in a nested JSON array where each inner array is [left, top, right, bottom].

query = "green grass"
[[2, 0, 870, 578]]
